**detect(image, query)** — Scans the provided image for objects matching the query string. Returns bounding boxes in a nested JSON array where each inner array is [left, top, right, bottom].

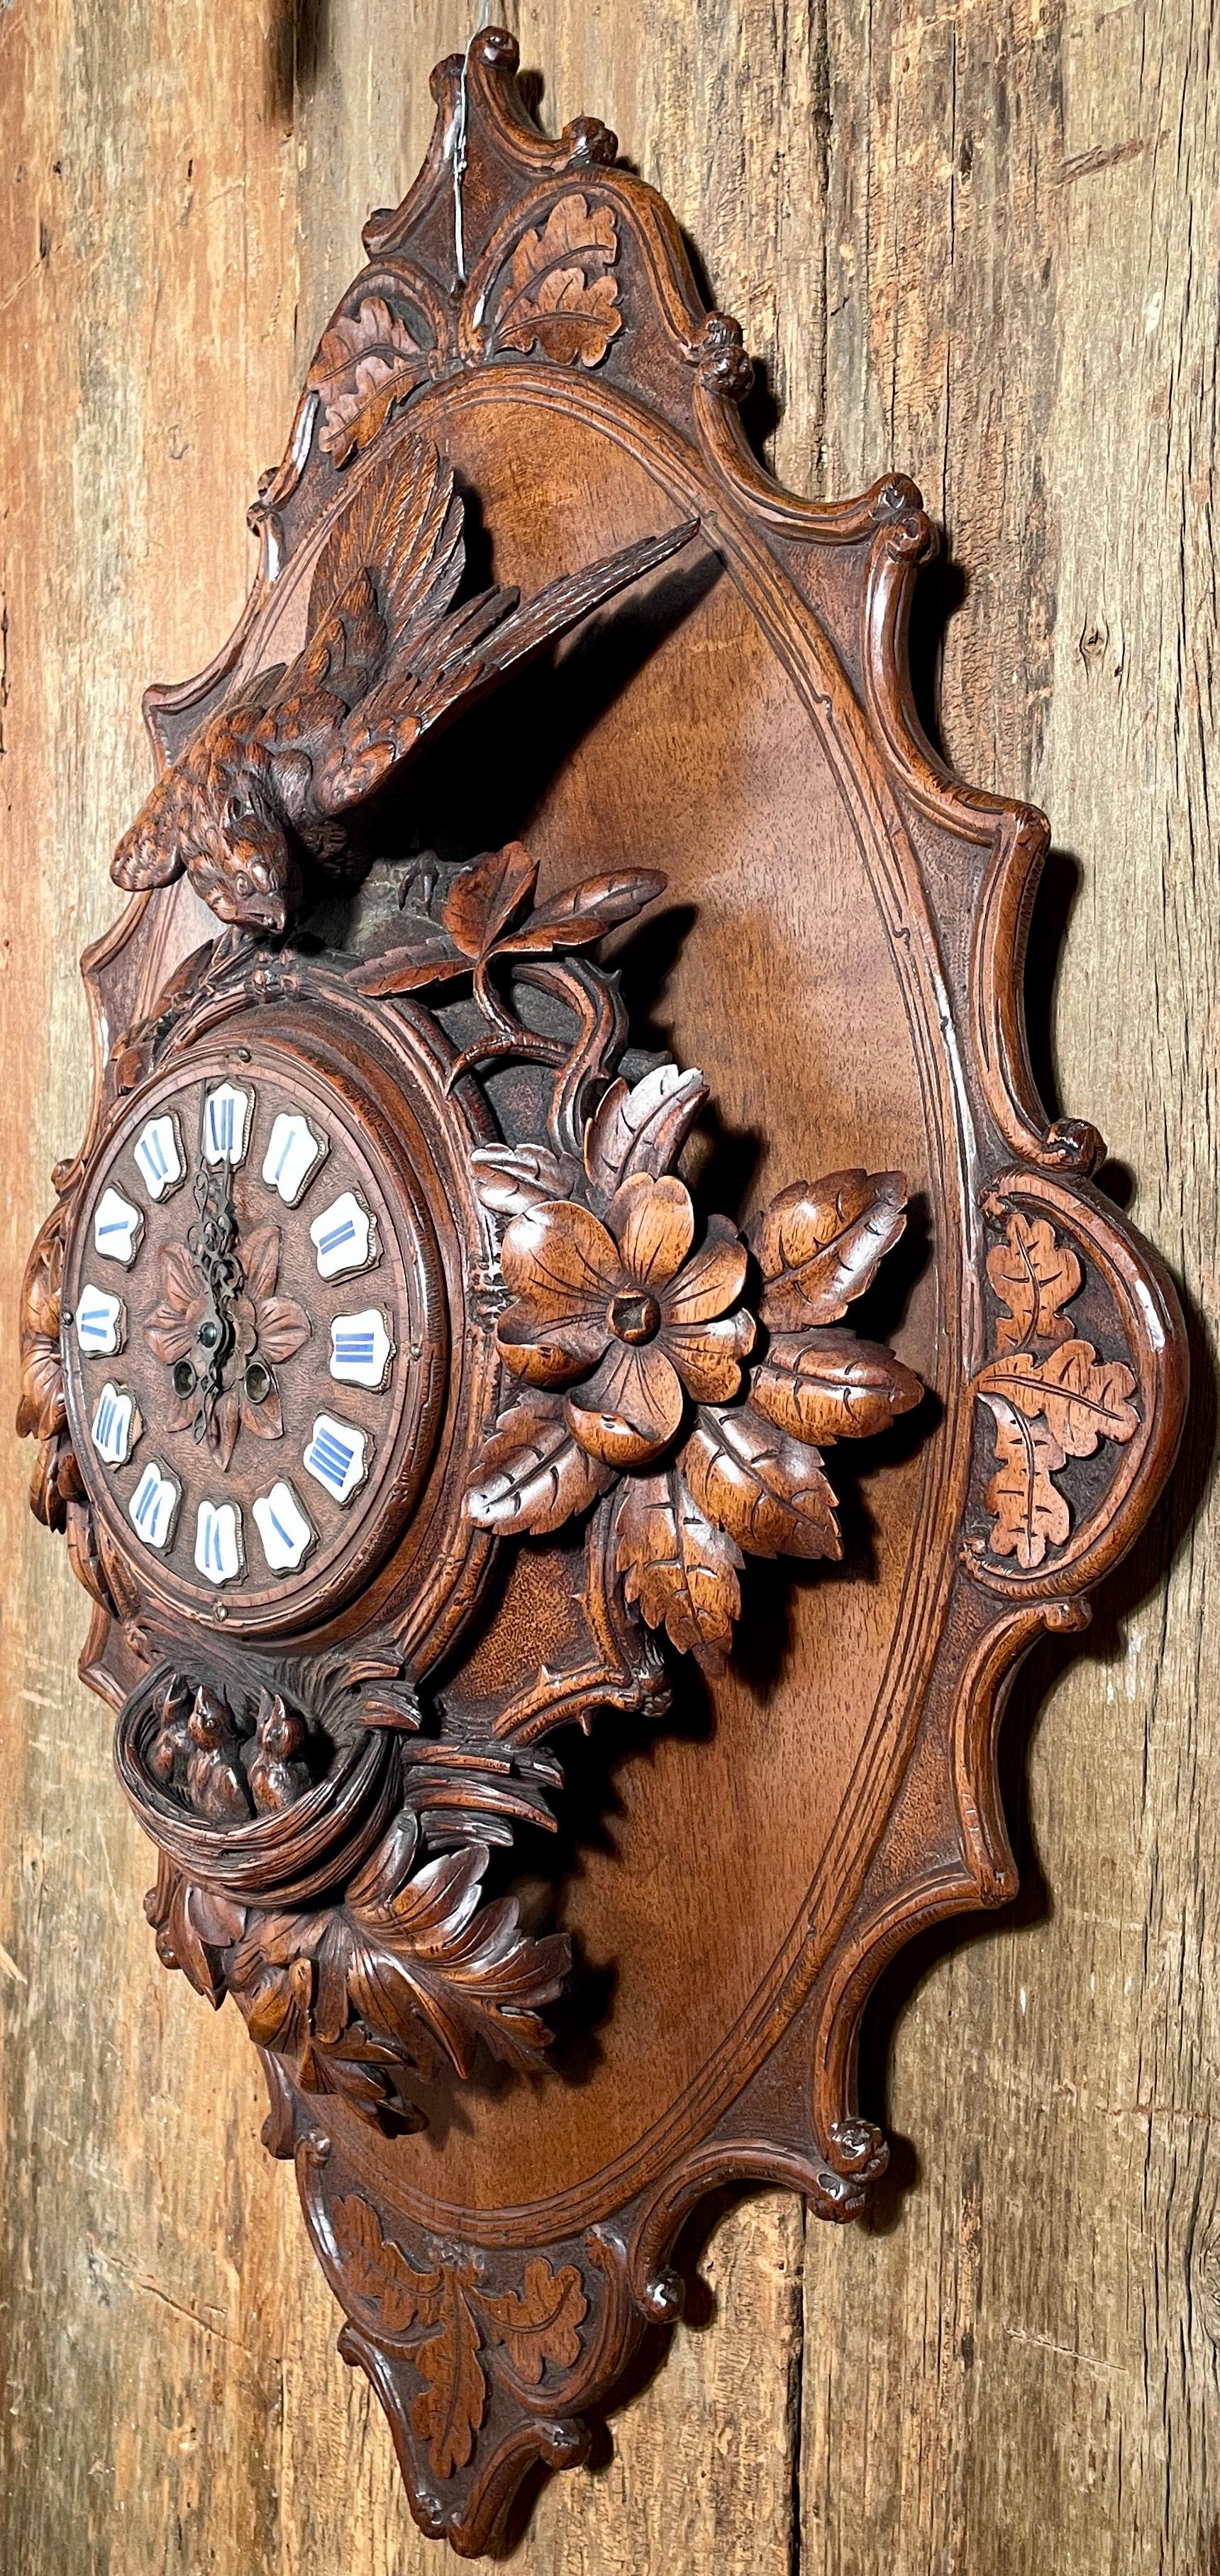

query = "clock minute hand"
[[187, 1138, 240, 1444]]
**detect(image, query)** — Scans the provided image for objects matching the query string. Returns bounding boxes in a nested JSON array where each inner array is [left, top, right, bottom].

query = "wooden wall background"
[[1, 1, 1216, 2567]]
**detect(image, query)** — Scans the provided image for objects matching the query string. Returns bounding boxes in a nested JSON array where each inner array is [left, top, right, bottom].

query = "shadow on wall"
[[266, 0, 331, 124]]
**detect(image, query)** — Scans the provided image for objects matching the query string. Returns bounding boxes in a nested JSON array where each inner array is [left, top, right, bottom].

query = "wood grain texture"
[[1, 5, 1214, 2575]]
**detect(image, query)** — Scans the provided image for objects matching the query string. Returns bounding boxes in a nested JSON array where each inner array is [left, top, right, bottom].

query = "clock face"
[[61, 1045, 446, 1634]]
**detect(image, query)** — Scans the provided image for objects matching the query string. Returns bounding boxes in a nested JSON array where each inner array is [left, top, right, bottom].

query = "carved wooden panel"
[[15, 28, 1187, 2556]]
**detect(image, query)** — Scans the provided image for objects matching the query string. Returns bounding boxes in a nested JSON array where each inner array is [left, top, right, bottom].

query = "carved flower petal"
[[661, 1214, 748, 1324], [606, 1173, 694, 1288], [565, 1337, 684, 1466], [500, 1198, 621, 1321], [240, 1223, 281, 1307], [497, 1299, 611, 1387], [165, 1387, 197, 1436], [144, 1304, 203, 1367], [211, 1387, 241, 1472], [241, 1378, 284, 1442], [231, 1295, 259, 1362], [663, 1306, 755, 1401], [256, 1296, 311, 1363], [156, 1240, 201, 1316]]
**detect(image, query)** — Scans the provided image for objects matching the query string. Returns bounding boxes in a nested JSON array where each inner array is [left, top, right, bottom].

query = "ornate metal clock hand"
[[184, 1116, 242, 1447]]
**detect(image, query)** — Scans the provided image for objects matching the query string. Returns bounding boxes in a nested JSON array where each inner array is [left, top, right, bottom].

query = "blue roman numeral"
[[308, 1429, 354, 1490], [207, 1094, 235, 1156], [318, 1216, 356, 1255]]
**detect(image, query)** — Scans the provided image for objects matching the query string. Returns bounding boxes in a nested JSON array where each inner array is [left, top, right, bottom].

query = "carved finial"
[[560, 115, 618, 167], [689, 310, 754, 404]]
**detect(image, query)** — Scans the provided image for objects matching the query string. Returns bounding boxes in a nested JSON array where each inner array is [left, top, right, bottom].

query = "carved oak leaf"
[[977, 1338, 1138, 1457], [751, 1170, 907, 1331], [465, 1394, 613, 1535], [470, 1141, 579, 1218], [502, 870, 667, 953], [332, 2192, 443, 2335], [357, 848, 665, 1001], [980, 1396, 1071, 1567], [614, 1469, 742, 1675], [987, 1211, 1082, 1353], [64, 1495, 113, 1609], [309, 294, 428, 466], [682, 1404, 841, 1560], [411, 2273, 487, 2480], [145, 1856, 245, 2009], [345, 1816, 569, 2077], [444, 840, 538, 958], [582, 1062, 708, 1209], [751, 1329, 923, 1444], [355, 923, 469, 999], [16, 1211, 67, 1443], [477, 2257, 587, 2387], [492, 194, 621, 368]]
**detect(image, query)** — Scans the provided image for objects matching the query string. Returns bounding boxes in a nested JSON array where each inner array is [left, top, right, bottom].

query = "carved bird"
[[112, 435, 699, 938], [185, 1686, 252, 1824], [147, 1674, 193, 1787], [248, 1690, 312, 1816]]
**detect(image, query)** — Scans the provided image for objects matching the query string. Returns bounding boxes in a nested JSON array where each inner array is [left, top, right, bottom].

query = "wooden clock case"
[[16, 28, 1187, 2556]]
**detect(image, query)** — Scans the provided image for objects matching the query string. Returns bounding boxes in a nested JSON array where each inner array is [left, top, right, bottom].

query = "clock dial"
[[62, 1043, 445, 1635]]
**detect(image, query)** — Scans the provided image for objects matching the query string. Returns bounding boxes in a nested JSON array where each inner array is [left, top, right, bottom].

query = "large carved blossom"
[[465, 1064, 924, 1674], [144, 1223, 309, 1470], [497, 1175, 754, 1467]]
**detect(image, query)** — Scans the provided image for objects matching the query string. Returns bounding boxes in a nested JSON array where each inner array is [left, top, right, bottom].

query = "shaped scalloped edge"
[[55, 26, 1188, 2555]]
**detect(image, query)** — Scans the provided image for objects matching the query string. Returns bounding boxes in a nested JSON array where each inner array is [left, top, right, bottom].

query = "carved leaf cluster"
[[975, 1209, 1138, 1568], [309, 294, 430, 466], [212, 1811, 568, 2120], [356, 840, 664, 1009], [466, 1050, 922, 1673], [488, 194, 621, 368], [15, 1196, 112, 1602], [332, 2192, 587, 2480], [296, 195, 623, 488]]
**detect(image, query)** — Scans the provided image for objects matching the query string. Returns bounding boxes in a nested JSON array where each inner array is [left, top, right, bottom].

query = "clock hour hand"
[[185, 1136, 240, 1444]]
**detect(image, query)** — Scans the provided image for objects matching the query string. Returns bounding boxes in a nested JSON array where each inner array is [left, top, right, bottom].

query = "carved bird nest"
[[114, 1666, 401, 1905]]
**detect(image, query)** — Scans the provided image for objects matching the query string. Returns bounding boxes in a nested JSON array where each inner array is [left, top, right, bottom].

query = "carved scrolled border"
[[861, 519, 1107, 1178]]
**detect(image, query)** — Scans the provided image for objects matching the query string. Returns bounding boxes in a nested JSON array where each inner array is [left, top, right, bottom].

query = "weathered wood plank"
[[802, 4, 1220, 2570], [1, 1, 1215, 2570]]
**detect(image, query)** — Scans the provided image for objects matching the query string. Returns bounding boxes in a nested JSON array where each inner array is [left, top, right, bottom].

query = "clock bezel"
[[60, 1036, 446, 1639]]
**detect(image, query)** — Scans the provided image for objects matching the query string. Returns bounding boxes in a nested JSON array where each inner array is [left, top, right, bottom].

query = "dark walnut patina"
[[17, 28, 1185, 2557]]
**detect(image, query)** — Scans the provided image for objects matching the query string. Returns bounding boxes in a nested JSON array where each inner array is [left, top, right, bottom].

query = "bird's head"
[[112, 777, 296, 938], [192, 798, 298, 938]]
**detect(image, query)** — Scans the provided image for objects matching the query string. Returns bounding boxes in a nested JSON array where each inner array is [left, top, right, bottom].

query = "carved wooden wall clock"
[[16, 27, 1187, 2558]]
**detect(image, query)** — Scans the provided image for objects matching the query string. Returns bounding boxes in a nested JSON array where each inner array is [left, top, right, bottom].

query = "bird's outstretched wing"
[[292, 445, 700, 816], [255, 437, 467, 738]]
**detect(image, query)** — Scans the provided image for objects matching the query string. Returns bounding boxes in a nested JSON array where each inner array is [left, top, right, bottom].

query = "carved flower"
[[143, 1223, 309, 1470], [466, 1055, 924, 1675], [497, 1174, 755, 1467]]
